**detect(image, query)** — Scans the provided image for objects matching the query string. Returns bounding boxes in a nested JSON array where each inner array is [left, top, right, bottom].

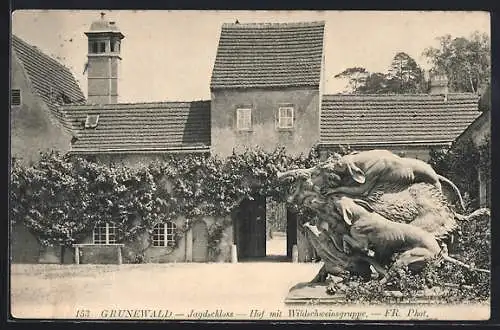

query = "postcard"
[[9, 10, 491, 321]]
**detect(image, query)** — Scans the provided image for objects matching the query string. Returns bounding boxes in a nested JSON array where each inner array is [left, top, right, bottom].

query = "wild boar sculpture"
[[277, 150, 490, 286]]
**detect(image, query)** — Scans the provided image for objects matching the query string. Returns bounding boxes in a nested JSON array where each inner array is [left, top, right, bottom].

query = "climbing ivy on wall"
[[429, 136, 490, 209], [10, 146, 325, 250]]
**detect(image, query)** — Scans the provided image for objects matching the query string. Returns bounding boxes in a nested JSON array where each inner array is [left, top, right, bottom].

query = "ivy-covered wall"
[[10, 147, 324, 264], [10, 222, 41, 263], [429, 136, 491, 209]]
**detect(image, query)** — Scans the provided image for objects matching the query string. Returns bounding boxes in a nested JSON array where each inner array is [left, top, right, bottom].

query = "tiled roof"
[[60, 101, 211, 154], [320, 93, 481, 146], [210, 21, 325, 89], [12, 35, 86, 130], [454, 109, 490, 147]]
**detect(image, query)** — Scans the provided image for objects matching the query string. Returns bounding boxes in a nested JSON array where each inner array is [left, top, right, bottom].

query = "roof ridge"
[[212, 20, 324, 89], [323, 93, 479, 97], [12, 34, 86, 135], [222, 21, 325, 28], [60, 100, 211, 109], [12, 34, 76, 75]]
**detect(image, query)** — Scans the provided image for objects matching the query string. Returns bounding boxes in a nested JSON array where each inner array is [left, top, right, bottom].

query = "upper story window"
[[89, 41, 107, 54], [93, 223, 117, 244], [236, 108, 252, 131], [152, 222, 177, 247], [11, 89, 21, 106], [277, 106, 294, 129]]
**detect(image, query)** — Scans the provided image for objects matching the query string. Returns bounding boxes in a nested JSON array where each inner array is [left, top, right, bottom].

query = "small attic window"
[[85, 115, 100, 129], [11, 89, 21, 106]]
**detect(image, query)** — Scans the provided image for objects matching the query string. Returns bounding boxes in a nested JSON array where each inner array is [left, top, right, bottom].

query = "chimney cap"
[[429, 72, 449, 97], [87, 13, 123, 36]]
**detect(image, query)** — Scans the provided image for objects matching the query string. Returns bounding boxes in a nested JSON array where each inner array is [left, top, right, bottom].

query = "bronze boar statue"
[[277, 150, 490, 285]]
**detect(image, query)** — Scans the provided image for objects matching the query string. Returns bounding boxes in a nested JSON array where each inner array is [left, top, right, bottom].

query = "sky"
[[12, 10, 490, 103]]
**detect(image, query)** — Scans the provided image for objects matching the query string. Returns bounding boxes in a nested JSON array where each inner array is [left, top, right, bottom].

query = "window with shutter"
[[11, 89, 21, 106], [236, 108, 252, 131]]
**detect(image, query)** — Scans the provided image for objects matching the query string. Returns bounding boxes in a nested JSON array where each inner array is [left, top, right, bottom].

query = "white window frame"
[[236, 108, 252, 131], [93, 223, 117, 244], [11, 89, 21, 106], [277, 106, 294, 129], [152, 222, 177, 247]]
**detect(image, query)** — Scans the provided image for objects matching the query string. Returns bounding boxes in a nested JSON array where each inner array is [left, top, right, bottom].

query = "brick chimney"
[[429, 73, 449, 97]]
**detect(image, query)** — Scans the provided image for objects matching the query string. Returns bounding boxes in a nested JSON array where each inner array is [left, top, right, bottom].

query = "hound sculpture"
[[322, 150, 466, 211]]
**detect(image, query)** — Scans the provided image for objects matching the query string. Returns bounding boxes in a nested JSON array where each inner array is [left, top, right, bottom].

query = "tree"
[[386, 52, 426, 93], [357, 72, 390, 94], [423, 31, 490, 93], [334, 67, 369, 93], [334, 53, 425, 94]]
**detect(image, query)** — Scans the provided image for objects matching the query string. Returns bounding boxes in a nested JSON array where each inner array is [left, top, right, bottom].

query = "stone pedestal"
[[285, 282, 450, 305], [286, 282, 347, 304]]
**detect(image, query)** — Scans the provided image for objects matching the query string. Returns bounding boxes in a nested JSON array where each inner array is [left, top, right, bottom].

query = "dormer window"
[[277, 106, 294, 129], [85, 114, 100, 128], [236, 108, 252, 131]]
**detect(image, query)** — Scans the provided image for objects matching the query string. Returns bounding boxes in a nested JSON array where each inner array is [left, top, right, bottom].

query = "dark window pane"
[[91, 42, 98, 53]]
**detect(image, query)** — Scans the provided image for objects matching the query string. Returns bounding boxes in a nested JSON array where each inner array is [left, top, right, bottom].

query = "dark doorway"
[[234, 196, 298, 262], [234, 196, 267, 260], [286, 208, 298, 259]]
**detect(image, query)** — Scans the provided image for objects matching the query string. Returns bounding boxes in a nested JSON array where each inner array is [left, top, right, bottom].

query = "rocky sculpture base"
[[277, 150, 490, 305], [285, 281, 450, 305]]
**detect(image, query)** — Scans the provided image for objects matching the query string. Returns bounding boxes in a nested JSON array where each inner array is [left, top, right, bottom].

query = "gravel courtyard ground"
[[10, 260, 489, 321], [9, 231, 489, 321], [10, 262, 322, 319]]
